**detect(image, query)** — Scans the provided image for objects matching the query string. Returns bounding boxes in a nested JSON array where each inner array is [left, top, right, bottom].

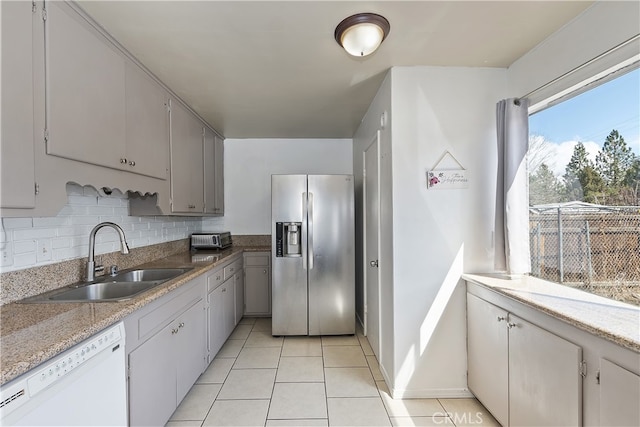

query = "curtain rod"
[[517, 34, 640, 103]]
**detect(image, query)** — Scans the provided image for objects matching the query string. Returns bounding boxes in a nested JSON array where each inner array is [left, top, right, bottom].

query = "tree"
[[528, 134, 555, 174], [563, 142, 591, 201], [530, 163, 565, 205], [577, 165, 605, 204], [595, 130, 635, 187]]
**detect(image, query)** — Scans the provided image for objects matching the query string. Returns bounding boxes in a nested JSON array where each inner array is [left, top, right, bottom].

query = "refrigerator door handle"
[[302, 192, 308, 270], [308, 192, 314, 270]]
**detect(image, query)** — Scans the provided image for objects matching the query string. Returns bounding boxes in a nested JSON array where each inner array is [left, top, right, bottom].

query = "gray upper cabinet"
[[203, 127, 217, 215], [1, 1, 36, 209], [124, 63, 170, 179], [45, 1, 127, 168], [214, 134, 225, 215], [170, 101, 204, 213]]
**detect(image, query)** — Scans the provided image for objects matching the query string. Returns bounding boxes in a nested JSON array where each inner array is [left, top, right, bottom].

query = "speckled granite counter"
[[463, 274, 640, 353], [0, 245, 270, 385]]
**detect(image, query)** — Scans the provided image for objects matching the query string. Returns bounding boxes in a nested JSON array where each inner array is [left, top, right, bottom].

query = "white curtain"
[[495, 98, 531, 275]]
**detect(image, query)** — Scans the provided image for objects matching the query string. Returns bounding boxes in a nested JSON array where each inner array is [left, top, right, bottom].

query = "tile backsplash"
[[0, 184, 221, 273]]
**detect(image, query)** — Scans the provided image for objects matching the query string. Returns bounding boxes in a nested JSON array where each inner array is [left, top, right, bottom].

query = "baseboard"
[[389, 387, 475, 399]]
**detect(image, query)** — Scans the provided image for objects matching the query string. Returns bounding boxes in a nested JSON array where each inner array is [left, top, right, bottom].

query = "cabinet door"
[[176, 299, 206, 403], [599, 358, 640, 427], [45, 1, 126, 168], [509, 314, 582, 426], [203, 127, 216, 214], [466, 293, 508, 427], [129, 321, 177, 427], [125, 63, 169, 179], [1, 1, 36, 209], [223, 279, 236, 337], [245, 266, 271, 315], [208, 285, 226, 359], [170, 101, 203, 213], [213, 135, 224, 214], [234, 272, 244, 325]]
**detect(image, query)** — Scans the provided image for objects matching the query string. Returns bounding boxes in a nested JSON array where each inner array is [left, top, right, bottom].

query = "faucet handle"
[[94, 265, 105, 274]]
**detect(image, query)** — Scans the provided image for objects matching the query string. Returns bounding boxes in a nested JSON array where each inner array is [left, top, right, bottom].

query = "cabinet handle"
[[171, 328, 179, 334], [507, 322, 518, 329], [179, 322, 185, 328], [128, 160, 136, 166], [188, 204, 196, 209], [497, 316, 506, 322], [263, 270, 267, 274], [120, 158, 127, 164]]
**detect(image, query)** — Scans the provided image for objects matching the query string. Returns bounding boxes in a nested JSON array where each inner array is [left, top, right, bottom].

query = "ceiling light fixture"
[[334, 13, 390, 57]]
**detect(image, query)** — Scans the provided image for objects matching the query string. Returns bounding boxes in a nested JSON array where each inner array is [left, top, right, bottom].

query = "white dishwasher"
[[0, 322, 127, 426]]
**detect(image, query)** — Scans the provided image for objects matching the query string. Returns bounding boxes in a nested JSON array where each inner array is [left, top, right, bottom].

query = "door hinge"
[[32, 1, 37, 13], [579, 361, 587, 378], [596, 370, 600, 384], [34, 183, 39, 196], [41, 7, 47, 21], [43, 129, 49, 144]]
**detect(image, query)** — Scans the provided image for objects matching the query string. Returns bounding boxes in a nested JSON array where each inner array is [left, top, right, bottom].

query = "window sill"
[[462, 273, 640, 353]]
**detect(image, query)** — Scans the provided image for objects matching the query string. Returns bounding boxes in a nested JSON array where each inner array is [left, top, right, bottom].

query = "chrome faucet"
[[86, 222, 130, 282]]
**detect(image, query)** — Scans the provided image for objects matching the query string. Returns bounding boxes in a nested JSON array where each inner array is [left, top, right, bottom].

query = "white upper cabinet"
[[203, 127, 217, 215], [170, 101, 204, 213], [125, 63, 170, 179], [1, 1, 36, 209], [214, 134, 225, 215], [45, 1, 126, 168]]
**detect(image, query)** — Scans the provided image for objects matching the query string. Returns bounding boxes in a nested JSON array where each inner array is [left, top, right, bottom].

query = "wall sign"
[[427, 150, 468, 189]]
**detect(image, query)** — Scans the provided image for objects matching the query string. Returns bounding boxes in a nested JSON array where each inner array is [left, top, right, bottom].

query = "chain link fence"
[[529, 203, 640, 305]]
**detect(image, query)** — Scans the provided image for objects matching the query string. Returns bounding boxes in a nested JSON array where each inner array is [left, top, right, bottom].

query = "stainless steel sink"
[[110, 268, 190, 283], [20, 268, 192, 303]]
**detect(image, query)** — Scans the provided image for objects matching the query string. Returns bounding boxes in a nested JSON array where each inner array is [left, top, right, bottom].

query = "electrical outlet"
[[1, 242, 14, 267], [37, 240, 52, 263]]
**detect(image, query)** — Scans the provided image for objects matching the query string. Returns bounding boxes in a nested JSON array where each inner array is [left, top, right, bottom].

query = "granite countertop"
[[0, 245, 270, 385], [463, 273, 640, 353]]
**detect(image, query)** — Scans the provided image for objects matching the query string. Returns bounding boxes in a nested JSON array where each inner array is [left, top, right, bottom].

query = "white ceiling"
[[78, 1, 594, 139]]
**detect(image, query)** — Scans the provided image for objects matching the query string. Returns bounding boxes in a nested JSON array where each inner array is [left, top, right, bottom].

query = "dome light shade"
[[335, 13, 390, 57]]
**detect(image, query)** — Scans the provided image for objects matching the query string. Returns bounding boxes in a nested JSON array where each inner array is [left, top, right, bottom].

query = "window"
[[527, 67, 640, 306]]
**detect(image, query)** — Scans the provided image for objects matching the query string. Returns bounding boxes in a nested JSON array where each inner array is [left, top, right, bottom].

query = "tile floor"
[[166, 318, 500, 427]]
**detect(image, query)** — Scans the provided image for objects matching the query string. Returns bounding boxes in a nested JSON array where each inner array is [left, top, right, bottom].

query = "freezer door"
[[308, 175, 355, 335], [272, 175, 308, 335]]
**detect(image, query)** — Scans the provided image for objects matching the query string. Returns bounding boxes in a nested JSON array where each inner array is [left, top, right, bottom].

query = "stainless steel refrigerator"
[[271, 174, 355, 336]]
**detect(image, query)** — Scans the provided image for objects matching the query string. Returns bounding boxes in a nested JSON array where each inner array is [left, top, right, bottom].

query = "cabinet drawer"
[[138, 282, 202, 340], [244, 254, 270, 267], [223, 260, 242, 280], [207, 267, 224, 293]]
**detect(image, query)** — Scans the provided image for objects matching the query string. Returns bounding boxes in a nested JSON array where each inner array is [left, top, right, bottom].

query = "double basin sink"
[[21, 268, 192, 303]]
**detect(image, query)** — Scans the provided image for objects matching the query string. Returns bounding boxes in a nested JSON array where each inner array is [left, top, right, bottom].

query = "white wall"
[[354, 66, 507, 398], [0, 184, 202, 273], [203, 139, 353, 234]]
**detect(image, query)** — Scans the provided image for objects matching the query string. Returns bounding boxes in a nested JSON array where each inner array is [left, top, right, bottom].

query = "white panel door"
[[466, 293, 509, 427], [509, 314, 582, 426], [1, 0, 36, 209], [176, 299, 206, 403], [364, 132, 380, 358], [45, 1, 126, 168]]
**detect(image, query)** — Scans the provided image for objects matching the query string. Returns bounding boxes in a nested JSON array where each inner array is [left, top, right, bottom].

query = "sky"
[[528, 67, 640, 177]]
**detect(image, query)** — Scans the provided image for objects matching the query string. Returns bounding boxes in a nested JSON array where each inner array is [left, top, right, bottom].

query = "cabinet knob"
[[188, 204, 196, 209], [128, 160, 136, 166], [263, 269, 267, 274], [497, 316, 506, 322], [507, 322, 518, 329], [120, 158, 127, 164], [179, 322, 185, 328], [171, 328, 179, 334]]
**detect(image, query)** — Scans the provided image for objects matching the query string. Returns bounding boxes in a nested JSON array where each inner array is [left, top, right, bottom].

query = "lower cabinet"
[[467, 293, 583, 427], [234, 269, 244, 325], [207, 269, 237, 362], [128, 289, 206, 427], [244, 251, 271, 316], [599, 358, 640, 426]]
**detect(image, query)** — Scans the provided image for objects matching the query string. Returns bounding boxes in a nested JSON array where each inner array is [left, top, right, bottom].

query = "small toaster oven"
[[190, 232, 232, 250]]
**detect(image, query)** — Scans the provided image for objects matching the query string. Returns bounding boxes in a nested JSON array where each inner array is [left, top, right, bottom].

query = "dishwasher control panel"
[[26, 323, 123, 396]]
